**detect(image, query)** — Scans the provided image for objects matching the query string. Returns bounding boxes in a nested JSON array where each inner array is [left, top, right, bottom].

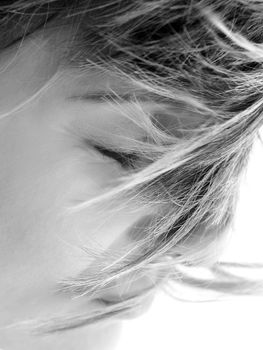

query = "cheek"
[[0, 104, 120, 266], [0, 106, 141, 327]]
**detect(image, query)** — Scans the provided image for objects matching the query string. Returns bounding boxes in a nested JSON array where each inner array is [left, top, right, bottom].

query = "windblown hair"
[[2, 0, 263, 334]]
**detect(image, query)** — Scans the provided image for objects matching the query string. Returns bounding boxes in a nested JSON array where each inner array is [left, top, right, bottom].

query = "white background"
[[116, 130, 263, 350]]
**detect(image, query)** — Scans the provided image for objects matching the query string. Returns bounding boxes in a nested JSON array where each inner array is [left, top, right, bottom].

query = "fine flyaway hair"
[[1, 0, 263, 334]]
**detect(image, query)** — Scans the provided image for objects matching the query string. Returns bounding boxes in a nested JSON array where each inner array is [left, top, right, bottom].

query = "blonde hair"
[[2, 0, 263, 334]]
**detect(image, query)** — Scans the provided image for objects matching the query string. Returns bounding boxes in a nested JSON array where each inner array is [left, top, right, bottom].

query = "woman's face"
[[0, 28, 152, 350]]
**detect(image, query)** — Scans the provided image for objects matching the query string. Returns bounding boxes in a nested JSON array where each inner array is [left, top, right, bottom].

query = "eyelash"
[[94, 145, 138, 169]]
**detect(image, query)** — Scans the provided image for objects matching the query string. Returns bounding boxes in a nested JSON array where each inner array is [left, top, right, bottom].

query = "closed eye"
[[93, 145, 139, 169]]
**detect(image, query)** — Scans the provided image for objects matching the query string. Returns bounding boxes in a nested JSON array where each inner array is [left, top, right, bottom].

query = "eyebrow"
[[69, 91, 152, 104]]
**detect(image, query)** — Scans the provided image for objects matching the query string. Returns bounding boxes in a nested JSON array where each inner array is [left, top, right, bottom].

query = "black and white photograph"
[[0, 1, 263, 349]]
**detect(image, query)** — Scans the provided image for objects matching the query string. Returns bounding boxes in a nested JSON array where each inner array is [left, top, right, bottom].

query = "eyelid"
[[93, 145, 139, 169]]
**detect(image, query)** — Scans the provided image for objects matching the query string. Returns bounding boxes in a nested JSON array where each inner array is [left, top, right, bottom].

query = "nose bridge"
[[95, 270, 157, 320], [125, 213, 155, 243], [100, 203, 155, 256], [96, 263, 158, 313], [108, 211, 156, 268]]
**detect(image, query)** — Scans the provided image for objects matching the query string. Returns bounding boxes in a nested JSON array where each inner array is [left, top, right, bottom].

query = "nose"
[[92, 213, 158, 308], [96, 272, 157, 320]]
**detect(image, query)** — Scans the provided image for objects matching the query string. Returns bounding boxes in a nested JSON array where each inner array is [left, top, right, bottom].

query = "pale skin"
[[0, 26, 155, 350]]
